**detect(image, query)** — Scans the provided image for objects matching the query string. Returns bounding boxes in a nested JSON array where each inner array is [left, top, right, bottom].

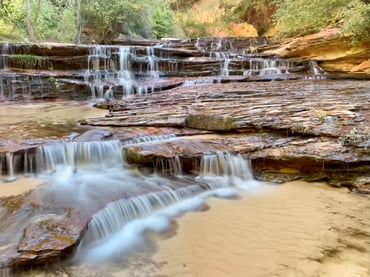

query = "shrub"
[[274, 0, 370, 43]]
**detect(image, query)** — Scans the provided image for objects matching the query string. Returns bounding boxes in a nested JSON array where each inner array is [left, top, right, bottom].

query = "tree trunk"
[[75, 0, 82, 44], [26, 0, 37, 42]]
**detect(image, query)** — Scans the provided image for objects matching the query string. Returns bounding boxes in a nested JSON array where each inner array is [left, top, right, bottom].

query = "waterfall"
[[0, 43, 10, 70], [146, 47, 159, 79], [197, 152, 256, 189], [199, 152, 253, 179], [37, 140, 123, 173], [154, 156, 183, 177], [125, 134, 176, 145], [243, 58, 290, 76], [0, 152, 15, 182], [0, 74, 47, 100], [80, 183, 239, 263], [84, 185, 204, 243], [307, 60, 326, 79], [221, 58, 231, 76], [117, 46, 134, 96]]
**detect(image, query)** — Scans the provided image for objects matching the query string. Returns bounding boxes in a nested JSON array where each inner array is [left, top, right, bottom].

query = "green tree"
[[152, 4, 175, 38], [81, 0, 175, 42]]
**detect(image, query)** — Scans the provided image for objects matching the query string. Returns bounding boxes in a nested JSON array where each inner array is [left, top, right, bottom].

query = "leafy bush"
[[152, 5, 175, 38], [82, 0, 175, 42], [341, 0, 370, 43], [274, 0, 370, 43]]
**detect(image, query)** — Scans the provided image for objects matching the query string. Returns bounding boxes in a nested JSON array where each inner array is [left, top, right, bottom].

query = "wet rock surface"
[[1, 34, 370, 272], [87, 79, 370, 192]]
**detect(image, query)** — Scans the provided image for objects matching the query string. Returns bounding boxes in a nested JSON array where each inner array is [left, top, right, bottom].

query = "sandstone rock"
[[185, 113, 236, 131], [264, 28, 370, 74], [350, 59, 370, 73], [231, 23, 259, 37]]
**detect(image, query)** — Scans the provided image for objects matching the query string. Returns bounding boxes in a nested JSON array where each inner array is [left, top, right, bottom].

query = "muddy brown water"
[[15, 182, 370, 277], [0, 100, 107, 144]]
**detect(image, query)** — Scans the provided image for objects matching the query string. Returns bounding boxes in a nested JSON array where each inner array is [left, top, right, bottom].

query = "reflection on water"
[[0, 101, 107, 142]]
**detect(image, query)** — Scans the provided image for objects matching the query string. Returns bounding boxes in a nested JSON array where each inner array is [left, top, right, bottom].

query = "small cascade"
[[0, 74, 49, 100], [117, 46, 134, 96], [0, 152, 15, 182], [154, 156, 183, 177], [243, 58, 290, 76], [125, 134, 176, 145], [307, 60, 327, 79], [0, 149, 39, 182], [37, 140, 123, 173], [182, 78, 215, 86], [84, 45, 163, 98], [198, 152, 254, 186], [84, 185, 204, 243], [221, 58, 231, 77], [0, 43, 10, 70], [80, 184, 239, 262], [146, 47, 159, 79], [2, 141, 124, 181]]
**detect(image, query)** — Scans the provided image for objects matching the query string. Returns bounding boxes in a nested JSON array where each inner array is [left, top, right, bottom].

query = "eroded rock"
[[264, 27, 370, 75]]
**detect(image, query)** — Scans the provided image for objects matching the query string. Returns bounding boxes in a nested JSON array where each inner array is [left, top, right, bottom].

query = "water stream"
[[0, 39, 368, 277]]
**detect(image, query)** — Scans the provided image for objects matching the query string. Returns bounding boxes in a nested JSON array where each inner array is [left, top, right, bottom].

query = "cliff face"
[[264, 28, 370, 75]]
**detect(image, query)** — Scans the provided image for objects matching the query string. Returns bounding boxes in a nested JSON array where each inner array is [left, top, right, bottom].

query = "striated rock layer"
[[0, 31, 370, 272]]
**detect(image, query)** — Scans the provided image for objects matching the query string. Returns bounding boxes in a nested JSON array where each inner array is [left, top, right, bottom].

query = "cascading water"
[[84, 45, 162, 99], [37, 140, 124, 173], [154, 156, 183, 177], [75, 151, 258, 264], [83, 185, 205, 243], [243, 58, 290, 76], [0, 43, 10, 70], [197, 152, 256, 188], [0, 140, 124, 182], [125, 134, 177, 145]]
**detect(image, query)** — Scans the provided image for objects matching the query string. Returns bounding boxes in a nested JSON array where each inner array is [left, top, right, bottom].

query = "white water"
[[37, 140, 124, 173], [243, 58, 290, 76], [125, 134, 176, 145], [75, 151, 260, 264], [80, 187, 239, 263], [85, 45, 161, 99]]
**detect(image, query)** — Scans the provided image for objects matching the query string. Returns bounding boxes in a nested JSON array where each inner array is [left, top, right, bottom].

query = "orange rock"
[[231, 23, 258, 37], [264, 27, 370, 74], [351, 59, 370, 73]]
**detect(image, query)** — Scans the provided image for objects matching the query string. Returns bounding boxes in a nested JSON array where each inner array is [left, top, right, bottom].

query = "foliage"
[[341, 0, 370, 43], [180, 19, 212, 37], [274, 0, 370, 42], [0, 0, 176, 43], [0, 0, 369, 43], [81, 0, 175, 42], [151, 5, 175, 38], [8, 54, 50, 69]]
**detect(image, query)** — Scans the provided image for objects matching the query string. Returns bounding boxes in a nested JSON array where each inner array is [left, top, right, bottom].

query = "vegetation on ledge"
[[0, 0, 369, 44]]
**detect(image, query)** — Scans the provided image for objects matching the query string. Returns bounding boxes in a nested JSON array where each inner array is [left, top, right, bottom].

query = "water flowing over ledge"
[[0, 34, 369, 275]]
